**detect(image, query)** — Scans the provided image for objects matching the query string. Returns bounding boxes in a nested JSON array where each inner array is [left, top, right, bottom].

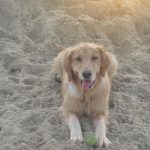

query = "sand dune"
[[0, 0, 150, 150]]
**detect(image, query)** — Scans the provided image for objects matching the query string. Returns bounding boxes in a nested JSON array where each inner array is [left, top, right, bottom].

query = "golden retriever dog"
[[53, 43, 118, 147]]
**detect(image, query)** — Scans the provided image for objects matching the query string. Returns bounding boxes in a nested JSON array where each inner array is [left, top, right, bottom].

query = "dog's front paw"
[[70, 132, 83, 142], [98, 136, 112, 147]]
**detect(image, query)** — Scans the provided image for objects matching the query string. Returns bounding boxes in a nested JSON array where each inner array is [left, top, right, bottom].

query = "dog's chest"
[[67, 83, 79, 97], [66, 82, 102, 115], [80, 94, 100, 114]]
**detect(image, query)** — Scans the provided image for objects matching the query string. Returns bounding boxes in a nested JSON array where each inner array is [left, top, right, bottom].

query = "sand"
[[0, 0, 150, 149]]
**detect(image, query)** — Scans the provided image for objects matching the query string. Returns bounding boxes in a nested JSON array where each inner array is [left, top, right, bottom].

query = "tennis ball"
[[84, 133, 98, 146]]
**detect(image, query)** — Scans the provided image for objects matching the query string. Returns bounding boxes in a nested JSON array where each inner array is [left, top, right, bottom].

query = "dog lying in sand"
[[53, 43, 118, 147]]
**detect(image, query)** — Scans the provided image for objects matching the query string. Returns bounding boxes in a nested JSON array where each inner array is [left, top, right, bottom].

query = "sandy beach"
[[0, 0, 150, 149]]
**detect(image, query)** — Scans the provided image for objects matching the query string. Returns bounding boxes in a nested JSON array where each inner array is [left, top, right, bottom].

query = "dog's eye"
[[75, 57, 82, 61], [91, 56, 98, 61]]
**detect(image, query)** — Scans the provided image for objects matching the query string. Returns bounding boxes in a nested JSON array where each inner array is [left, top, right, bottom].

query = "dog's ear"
[[65, 51, 74, 81], [97, 46, 110, 77]]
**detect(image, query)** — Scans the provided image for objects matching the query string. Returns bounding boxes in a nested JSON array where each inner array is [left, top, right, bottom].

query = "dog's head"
[[65, 43, 110, 90]]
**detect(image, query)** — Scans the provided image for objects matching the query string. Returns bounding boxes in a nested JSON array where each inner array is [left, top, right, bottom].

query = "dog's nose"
[[82, 70, 92, 79]]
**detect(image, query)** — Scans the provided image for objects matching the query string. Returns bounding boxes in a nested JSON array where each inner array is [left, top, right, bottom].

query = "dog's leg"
[[94, 116, 111, 147], [67, 113, 83, 142]]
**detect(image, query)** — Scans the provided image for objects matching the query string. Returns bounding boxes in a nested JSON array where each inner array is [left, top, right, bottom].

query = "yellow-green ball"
[[84, 133, 98, 146]]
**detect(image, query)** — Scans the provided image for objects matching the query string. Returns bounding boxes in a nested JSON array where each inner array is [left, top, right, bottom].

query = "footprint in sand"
[[23, 77, 38, 85], [23, 64, 49, 76], [0, 89, 14, 98], [1, 52, 22, 74], [20, 113, 45, 133]]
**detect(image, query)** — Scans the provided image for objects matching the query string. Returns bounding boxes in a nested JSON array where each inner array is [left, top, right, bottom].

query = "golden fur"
[[53, 43, 118, 147]]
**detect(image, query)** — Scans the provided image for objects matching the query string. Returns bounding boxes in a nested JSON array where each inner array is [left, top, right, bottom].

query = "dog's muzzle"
[[81, 70, 95, 90]]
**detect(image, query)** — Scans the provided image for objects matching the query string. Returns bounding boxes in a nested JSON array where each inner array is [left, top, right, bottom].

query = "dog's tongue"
[[81, 80, 91, 90]]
